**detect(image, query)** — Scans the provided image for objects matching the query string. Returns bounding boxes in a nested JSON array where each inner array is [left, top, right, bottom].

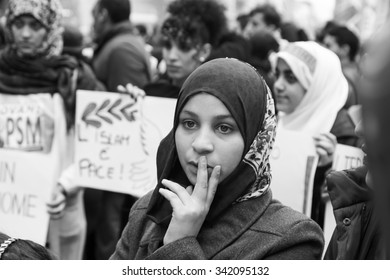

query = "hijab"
[[147, 58, 277, 225], [5, 0, 63, 58], [0, 0, 101, 130], [276, 41, 348, 135]]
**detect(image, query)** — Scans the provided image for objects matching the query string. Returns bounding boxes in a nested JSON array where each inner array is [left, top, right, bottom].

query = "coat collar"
[[326, 167, 371, 210], [140, 190, 273, 258]]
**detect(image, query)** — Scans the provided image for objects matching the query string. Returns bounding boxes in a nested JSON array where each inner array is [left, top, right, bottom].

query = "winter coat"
[[324, 167, 385, 259], [111, 190, 324, 260], [93, 21, 152, 91]]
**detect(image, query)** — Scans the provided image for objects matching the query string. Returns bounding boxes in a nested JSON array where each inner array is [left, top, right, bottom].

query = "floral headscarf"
[[147, 58, 277, 224], [5, 0, 64, 57]]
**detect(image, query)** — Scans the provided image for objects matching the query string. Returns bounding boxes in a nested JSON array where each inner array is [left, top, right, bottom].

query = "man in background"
[[323, 25, 360, 108], [243, 4, 286, 48], [85, 0, 151, 260]]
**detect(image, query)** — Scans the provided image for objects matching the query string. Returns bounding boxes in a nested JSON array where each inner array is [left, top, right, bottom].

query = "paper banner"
[[74, 90, 175, 197]]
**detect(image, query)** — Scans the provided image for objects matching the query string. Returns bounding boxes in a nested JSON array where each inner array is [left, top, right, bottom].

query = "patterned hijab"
[[147, 58, 277, 224], [5, 0, 63, 58]]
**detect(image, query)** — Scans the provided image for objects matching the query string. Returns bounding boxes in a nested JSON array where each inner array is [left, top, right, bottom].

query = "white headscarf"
[[276, 41, 348, 135]]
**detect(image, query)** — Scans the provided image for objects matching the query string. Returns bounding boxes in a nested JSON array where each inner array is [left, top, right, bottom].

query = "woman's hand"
[[117, 83, 145, 102], [46, 183, 67, 219], [313, 133, 337, 167], [159, 156, 221, 245]]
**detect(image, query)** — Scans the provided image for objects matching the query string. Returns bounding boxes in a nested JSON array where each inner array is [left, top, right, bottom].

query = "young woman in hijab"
[[273, 41, 361, 226], [0, 0, 103, 259], [111, 58, 324, 260]]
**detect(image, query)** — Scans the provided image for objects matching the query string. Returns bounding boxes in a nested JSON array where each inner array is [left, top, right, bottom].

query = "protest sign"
[[323, 144, 365, 254], [0, 93, 62, 245], [332, 144, 364, 171], [74, 90, 175, 197], [270, 129, 318, 216]]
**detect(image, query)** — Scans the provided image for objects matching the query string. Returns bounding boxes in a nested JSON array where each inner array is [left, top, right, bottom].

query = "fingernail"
[[200, 156, 206, 165]]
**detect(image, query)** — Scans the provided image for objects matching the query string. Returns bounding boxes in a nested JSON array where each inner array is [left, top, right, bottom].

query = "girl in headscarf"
[[0, 0, 103, 259], [0, 0, 102, 124], [111, 58, 324, 260], [273, 41, 360, 225]]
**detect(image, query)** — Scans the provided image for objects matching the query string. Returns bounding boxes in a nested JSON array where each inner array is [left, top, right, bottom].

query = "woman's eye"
[[286, 73, 298, 84], [30, 22, 43, 31], [217, 124, 232, 134], [13, 20, 23, 29], [183, 120, 197, 129]]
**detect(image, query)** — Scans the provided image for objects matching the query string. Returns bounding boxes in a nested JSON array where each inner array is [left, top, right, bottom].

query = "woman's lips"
[[188, 161, 214, 176], [166, 65, 181, 72]]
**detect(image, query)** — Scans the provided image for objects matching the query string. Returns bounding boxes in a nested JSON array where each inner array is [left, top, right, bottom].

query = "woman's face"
[[11, 15, 47, 57], [175, 93, 245, 186], [162, 39, 203, 86], [274, 58, 306, 114]]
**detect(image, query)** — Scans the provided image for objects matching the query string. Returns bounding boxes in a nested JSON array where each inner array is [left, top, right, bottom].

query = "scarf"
[[147, 58, 277, 225], [5, 0, 64, 58], [0, 47, 100, 129], [276, 41, 348, 135]]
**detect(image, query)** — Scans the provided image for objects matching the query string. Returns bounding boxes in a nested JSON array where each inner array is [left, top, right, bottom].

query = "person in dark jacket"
[[111, 58, 324, 260], [91, 0, 151, 90], [83, 0, 152, 260], [324, 119, 385, 259]]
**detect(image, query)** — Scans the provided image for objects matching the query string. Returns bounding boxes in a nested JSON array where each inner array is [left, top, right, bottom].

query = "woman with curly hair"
[[111, 58, 324, 260], [143, 0, 228, 98]]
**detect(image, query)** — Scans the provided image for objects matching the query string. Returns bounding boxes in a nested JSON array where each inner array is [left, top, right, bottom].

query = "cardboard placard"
[[0, 94, 60, 245], [270, 129, 318, 216], [74, 90, 175, 197]]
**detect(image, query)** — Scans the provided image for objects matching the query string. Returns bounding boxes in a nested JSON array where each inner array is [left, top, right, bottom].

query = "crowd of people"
[[0, 0, 388, 260]]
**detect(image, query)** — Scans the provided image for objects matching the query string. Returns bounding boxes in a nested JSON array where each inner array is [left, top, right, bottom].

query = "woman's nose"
[[192, 129, 214, 154], [273, 77, 284, 93], [165, 46, 179, 61], [21, 26, 32, 38]]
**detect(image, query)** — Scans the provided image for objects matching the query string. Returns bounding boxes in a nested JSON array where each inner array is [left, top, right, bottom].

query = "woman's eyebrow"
[[214, 114, 234, 121], [179, 110, 197, 117], [180, 110, 233, 120]]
